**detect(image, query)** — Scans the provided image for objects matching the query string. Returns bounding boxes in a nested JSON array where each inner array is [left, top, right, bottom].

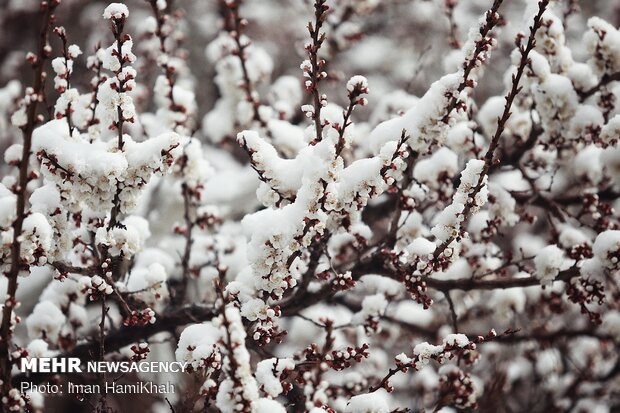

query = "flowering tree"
[[0, 0, 620, 411]]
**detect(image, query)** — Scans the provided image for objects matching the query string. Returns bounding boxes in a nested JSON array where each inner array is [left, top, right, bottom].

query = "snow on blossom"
[[359, 293, 388, 319], [95, 216, 148, 257], [255, 358, 295, 398], [533, 74, 579, 141], [26, 301, 66, 343], [126, 262, 168, 307], [413, 342, 444, 366], [592, 230, 620, 269], [26, 339, 51, 359], [103, 3, 129, 20], [251, 398, 286, 413], [215, 305, 261, 412], [431, 159, 487, 243], [347, 75, 369, 93], [175, 322, 222, 371], [534, 245, 567, 285], [33, 120, 181, 214], [345, 391, 390, 413], [0, 183, 16, 229], [584, 17, 620, 76], [443, 333, 469, 348], [413, 147, 458, 187], [19, 212, 53, 265]]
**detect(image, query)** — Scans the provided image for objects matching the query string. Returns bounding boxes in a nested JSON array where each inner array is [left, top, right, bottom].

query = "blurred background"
[[1, 0, 618, 155]]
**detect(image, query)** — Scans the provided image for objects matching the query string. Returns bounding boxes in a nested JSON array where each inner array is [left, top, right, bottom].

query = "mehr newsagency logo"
[[19, 358, 186, 395], [20, 357, 189, 373]]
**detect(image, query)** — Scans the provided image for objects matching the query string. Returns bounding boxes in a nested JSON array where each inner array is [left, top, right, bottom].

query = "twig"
[[306, 0, 329, 143], [222, 0, 266, 127], [444, 291, 459, 332], [433, 0, 550, 261], [578, 71, 620, 101]]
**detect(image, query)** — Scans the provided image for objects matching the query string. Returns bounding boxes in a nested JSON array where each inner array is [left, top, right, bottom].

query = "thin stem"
[[307, 0, 329, 143], [97, 297, 108, 410], [223, 0, 265, 127]]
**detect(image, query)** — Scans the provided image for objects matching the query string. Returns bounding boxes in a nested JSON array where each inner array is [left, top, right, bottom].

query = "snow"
[[345, 391, 390, 413], [524, 50, 551, 81], [33, 119, 127, 212], [368, 73, 462, 154], [26, 301, 66, 342], [255, 358, 295, 398], [202, 30, 274, 143], [3, 144, 21, 166], [357, 275, 404, 297], [215, 305, 261, 412], [175, 322, 222, 370], [95, 220, 143, 257], [103, 3, 129, 19], [26, 339, 51, 358], [592, 230, 620, 269], [0, 183, 16, 228], [240, 298, 269, 322], [534, 245, 566, 285], [431, 158, 488, 244], [570, 105, 604, 141], [443, 334, 469, 348], [488, 288, 527, 315], [390, 301, 434, 327], [335, 157, 386, 211], [67, 45, 82, 59], [406, 237, 436, 257], [601, 115, 620, 146], [534, 74, 579, 139], [413, 342, 443, 365], [585, 17, 620, 76], [567, 62, 597, 91], [268, 75, 302, 120], [21, 213, 53, 265], [133, 248, 175, 275], [413, 147, 458, 186], [431, 202, 465, 242], [369, 90, 418, 126], [11, 105, 27, 127], [360, 293, 388, 318], [535, 348, 561, 376], [251, 399, 286, 413], [33, 120, 181, 214], [237, 130, 303, 200], [126, 263, 168, 307], [347, 75, 369, 93], [457, 160, 485, 199], [487, 183, 519, 226], [558, 225, 590, 249], [601, 312, 620, 340], [574, 145, 603, 184], [54, 89, 80, 119]]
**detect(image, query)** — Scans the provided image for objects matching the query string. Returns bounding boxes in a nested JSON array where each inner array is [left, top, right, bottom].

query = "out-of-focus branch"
[[578, 71, 620, 101]]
